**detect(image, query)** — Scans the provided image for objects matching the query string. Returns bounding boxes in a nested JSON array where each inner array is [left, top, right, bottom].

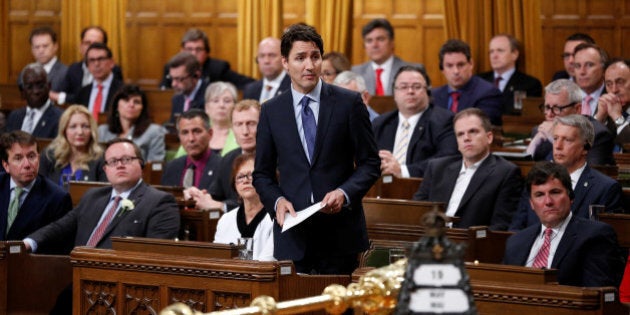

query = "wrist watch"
[[615, 116, 625, 126]]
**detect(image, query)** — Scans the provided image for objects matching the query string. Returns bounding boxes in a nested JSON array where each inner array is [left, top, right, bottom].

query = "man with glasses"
[[595, 59, 630, 147], [166, 52, 208, 124], [159, 28, 253, 90], [0, 131, 71, 253], [526, 79, 614, 165], [551, 33, 595, 82], [372, 66, 458, 178], [76, 43, 123, 120]]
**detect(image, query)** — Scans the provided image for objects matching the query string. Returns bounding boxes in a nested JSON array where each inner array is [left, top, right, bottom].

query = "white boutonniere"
[[118, 199, 135, 217]]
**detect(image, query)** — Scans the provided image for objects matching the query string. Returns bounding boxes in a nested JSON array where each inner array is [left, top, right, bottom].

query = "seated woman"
[[98, 84, 166, 162], [193, 153, 274, 261], [39, 105, 106, 185], [321, 52, 351, 84]]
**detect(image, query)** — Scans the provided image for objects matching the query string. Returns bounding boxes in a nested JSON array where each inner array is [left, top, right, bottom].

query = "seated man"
[[551, 33, 595, 81], [413, 108, 522, 230], [242, 37, 291, 103], [18, 26, 68, 95], [166, 52, 208, 123], [24, 138, 180, 253], [594, 59, 630, 147], [511, 114, 623, 230], [372, 65, 458, 178], [503, 161, 624, 287]]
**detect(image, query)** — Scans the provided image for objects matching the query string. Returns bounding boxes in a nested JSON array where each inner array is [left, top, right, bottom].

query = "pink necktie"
[[375, 68, 384, 96], [86, 196, 121, 247], [532, 228, 553, 268], [581, 95, 593, 116], [184, 96, 191, 112]]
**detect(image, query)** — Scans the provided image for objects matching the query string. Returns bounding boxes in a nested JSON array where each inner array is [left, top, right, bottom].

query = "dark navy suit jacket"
[[161, 151, 222, 190], [6, 103, 63, 139], [76, 78, 124, 114], [253, 82, 380, 261], [372, 105, 459, 177], [478, 70, 543, 115], [160, 58, 254, 90], [432, 75, 503, 126], [60, 61, 123, 104], [504, 215, 624, 287], [242, 74, 292, 101], [208, 148, 241, 211], [168, 79, 209, 123]]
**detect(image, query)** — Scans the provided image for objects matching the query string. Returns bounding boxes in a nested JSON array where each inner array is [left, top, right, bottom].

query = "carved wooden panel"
[[212, 291, 251, 311], [124, 284, 161, 315], [80, 280, 117, 314], [169, 287, 207, 312]]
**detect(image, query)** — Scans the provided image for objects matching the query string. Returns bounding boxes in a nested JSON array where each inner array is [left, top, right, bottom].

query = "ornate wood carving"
[[213, 291, 251, 311], [81, 280, 117, 314], [124, 285, 160, 315], [169, 287, 207, 312]]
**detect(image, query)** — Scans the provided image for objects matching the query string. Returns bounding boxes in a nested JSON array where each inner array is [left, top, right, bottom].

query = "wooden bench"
[[501, 97, 544, 137], [598, 212, 630, 248], [365, 175, 422, 200], [145, 88, 175, 125], [369, 95, 395, 114]]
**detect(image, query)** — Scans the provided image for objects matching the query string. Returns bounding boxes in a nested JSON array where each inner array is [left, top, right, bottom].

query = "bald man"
[[242, 37, 292, 103]]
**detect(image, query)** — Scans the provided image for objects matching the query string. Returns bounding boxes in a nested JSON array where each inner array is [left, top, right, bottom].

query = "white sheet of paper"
[[281, 202, 325, 233]]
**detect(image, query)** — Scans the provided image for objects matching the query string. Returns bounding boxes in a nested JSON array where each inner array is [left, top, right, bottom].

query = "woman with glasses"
[[39, 105, 106, 186], [321, 52, 351, 84]]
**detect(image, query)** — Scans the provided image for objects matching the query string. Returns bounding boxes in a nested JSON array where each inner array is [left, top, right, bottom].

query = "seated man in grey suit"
[[18, 26, 68, 97], [351, 18, 426, 96], [24, 138, 180, 253], [504, 161, 624, 287], [413, 108, 523, 230]]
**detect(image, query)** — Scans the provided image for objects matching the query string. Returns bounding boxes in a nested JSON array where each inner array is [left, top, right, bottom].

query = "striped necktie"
[[532, 228, 553, 268], [394, 120, 411, 164]]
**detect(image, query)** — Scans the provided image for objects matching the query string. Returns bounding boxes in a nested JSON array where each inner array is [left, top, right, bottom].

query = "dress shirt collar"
[[111, 178, 143, 198], [27, 99, 51, 115], [569, 162, 587, 190], [460, 152, 489, 172], [494, 67, 515, 91], [42, 56, 58, 74], [539, 210, 572, 234], [263, 71, 287, 89], [371, 55, 394, 69], [448, 75, 475, 93], [93, 72, 114, 87], [397, 110, 424, 129], [290, 78, 322, 107], [9, 177, 36, 193], [186, 149, 211, 168], [186, 78, 203, 101]]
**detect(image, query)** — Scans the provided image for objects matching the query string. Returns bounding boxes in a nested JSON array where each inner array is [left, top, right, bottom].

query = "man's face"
[[257, 39, 283, 80], [169, 65, 197, 95], [86, 48, 114, 82], [282, 41, 322, 94], [605, 62, 630, 105], [363, 27, 394, 65], [529, 177, 572, 228], [573, 47, 604, 94], [21, 69, 50, 108], [80, 28, 105, 57], [182, 40, 208, 65], [488, 36, 518, 73], [563, 40, 584, 77], [454, 115, 492, 166], [103, 142, 143, 191], [31, 34, 58, 65], [232, 107, 259, 153], [393, 70, 429, 117], [178, 117, 211, 160], [442, 52, 473, 90], [542, 90, 579, 121], [552, 124, 587, 172], [1, 143, 38, 187]]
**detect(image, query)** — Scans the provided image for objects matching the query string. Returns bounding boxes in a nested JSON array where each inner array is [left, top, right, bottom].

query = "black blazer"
[[372, 105, 459, 177], [242, 74, 292, 101], [504, 215, 624, 287], [431, 76, 504, 126], [168, 79, 209, 123], [76, 78, 124, 114], [38, 147, 107, 186], [60, 61, 123, 104], [160, 57, 254, 90], [414, 154, 523, 230], [208, 148, 241, 210], [6, 103, 63, 139], [161, 151, 222, 190], [478, 70, 543, 115]]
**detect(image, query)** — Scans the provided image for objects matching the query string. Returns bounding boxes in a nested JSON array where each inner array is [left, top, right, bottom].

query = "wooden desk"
[[598, 213, 630, 248], [0, 83, 23, 113], [365, 175, 422, 200], [145, 88, 175, 125], [501, 97, 544, 137], [369, 96, 395, 114]]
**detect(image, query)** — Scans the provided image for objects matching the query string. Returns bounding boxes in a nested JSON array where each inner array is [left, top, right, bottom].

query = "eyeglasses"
[[87, 56, 110, 64], [394, 85, 426, 92], [538, 103, 577, 114], [235, 173, 253, 184], [104, 156, 140, 167]]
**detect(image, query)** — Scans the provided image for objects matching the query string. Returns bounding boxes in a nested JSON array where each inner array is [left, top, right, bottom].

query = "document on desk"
[[282, 202, 325, 233]]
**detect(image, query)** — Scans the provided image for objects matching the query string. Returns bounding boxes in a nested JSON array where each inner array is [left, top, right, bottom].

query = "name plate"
[[413, 264, 462, 286], [409, 289, 470, 312]]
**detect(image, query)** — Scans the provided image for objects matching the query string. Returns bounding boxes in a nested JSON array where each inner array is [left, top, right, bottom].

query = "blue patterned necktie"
[[301, 96, 316, 161]]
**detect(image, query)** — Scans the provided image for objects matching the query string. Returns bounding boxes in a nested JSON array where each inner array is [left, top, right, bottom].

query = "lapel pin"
[[208, 170, 213, 176], [41, 121, 46, 126], [584, 182, 588, 187]]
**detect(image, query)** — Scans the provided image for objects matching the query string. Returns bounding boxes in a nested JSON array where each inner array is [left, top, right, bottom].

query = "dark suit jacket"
[[60, 61, 123, 104], [18, 59, 68, 92], [6, 103, 63, 139], [253, 82, 380, 261], [28, 181, 180, 253], [169, 79, 210, 123], [76, 78, 124, 113], [208, 148, 241, 210], [478, 70, 543, 115], [372, 105, 459, 177], [39, 147, 107, 186], [0, 174, 72, 249], [414, 154, 523, 230], [552, 70, 570, 81], [161, 151, 222, 190], [432, 75, 504, 126], [160, 57, 254, 90], [242, 74, 292, 101], [509, 165, 623, 230], [504, 215, 624, 287]]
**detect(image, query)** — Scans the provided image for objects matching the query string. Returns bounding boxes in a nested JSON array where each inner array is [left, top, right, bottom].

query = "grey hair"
[[553, 114, 595, 149], [204, 81, 237, 103], [545, 79, 583, 104], [332, 71, 367, 92]]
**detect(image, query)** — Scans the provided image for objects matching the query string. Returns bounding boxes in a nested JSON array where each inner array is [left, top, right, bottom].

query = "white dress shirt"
[[525, 211, 572, 268], [445, 154, 490, 219]]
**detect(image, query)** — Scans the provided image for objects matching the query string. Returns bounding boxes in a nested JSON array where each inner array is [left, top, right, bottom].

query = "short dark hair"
[[392, 65, 432, 93], [573, 42, 608, 66], [604, 58, 630, 72], [526, 161, 574, 200], [0, 131, 37, 163], [85, 42, 113, 60], [181, 28, 211, 54], [177, 109, 211, 131], [280, 24, 324, 59], [29, 26, 57, 44], [439, 39, 471, 70], [361, 18, 394, 39], [230, 153, 255, 193], [566, 33, 595, 44], [167, 52, 201, 76], [107, 85, 151, 138], [453, 108, 492, 132], [81, 26, 108, 44], [104, 138, 144, 166], [493, 33, 520, 52]]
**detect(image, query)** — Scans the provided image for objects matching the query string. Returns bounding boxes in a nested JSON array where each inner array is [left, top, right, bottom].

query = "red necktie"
[[532, 228, 553, 268], [450, 91, 461, 113], [375, 68, 384, 96], [86, 196, 121, 247], [92, 84, 103, 120]]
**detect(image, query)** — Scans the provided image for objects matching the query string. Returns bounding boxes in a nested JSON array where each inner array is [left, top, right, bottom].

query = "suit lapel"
[[517, 226, 541, 265], [551, 217, 578, 268], [438, 161, 461, 202], [407, 108, 429, 158], [312, 83, 334, 166], [457, 156, 495, 213], [86, 189, 115, 234], [102, 183, 147, 238], [571, 167, 591, 215]]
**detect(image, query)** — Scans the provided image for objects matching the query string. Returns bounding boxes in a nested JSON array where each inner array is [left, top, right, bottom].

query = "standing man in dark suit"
[[503, 161, 624, 287], [18, 26, 68, 96], [432, 39, 503, 126], [510, 114, 623, 230], [373, 65, 458, 178], [159, 28, 253, 90], [243, 37, 291, 103], [0, 131, 72, 253], [76, 43, 123, 120], [551, 33, 595, 82], [7, 64, 62, 139], [413, 108, 522, 230], [24, 138, 180, 253], [351, 18, 427, 96], [253, 24, 380, 274], [478, 34, 542, 115], [166, 52, 209, 123]]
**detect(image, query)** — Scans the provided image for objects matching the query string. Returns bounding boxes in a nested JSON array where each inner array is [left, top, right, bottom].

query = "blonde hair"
[[47, 105, 103, 170]]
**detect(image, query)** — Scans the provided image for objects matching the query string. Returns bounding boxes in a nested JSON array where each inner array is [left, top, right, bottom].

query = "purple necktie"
[[301, 96, 316, 161]]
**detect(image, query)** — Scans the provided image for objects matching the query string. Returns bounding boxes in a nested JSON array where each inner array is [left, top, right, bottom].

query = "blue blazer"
[[242, 74, 292, 101], [161, 151, 222, 190], [509, 165, 623, 230], [169, 79, 209, 123], [253, 82, 380, 261], [432, 75, 503, 126], [504, 215, 625, 287], [6, 103, 63, 139], [372, 105, 459, 177]]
